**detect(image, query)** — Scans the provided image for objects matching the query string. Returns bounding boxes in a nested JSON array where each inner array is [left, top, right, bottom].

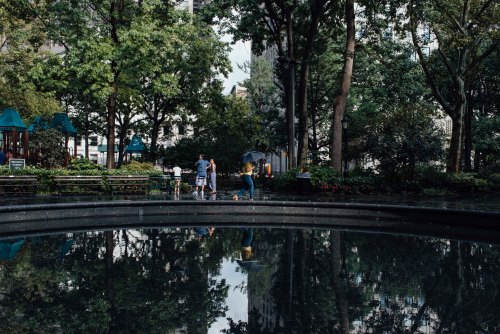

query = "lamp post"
[[341, 117, 349, 178]]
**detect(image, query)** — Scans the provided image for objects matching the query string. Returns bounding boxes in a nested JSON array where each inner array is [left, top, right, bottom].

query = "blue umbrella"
[[237, 260, 267, 272], [241, 151, 266, 163]]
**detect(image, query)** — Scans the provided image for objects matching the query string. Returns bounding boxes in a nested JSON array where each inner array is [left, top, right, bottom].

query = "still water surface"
[[1, 227, 499, 333]]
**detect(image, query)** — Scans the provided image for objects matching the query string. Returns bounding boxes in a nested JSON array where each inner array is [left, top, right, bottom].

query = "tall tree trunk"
[[447, 90, 466, 173], [106, 84, 117, 169], [150, 120, 160, 163], [146, 96, 163, 164], [285, 9, 296, 169], [473, 149, 481, 173], [84, 99, 90, 159], [106, 0, 121, 169], [311, 98, 319, 165], [330, 0, 355, 172], [330, 231, 349, 334], [296, 0, 325, 166], [463, 90, 473, 172], [296, 62, 310, 167], [117, 129, 126, 168]]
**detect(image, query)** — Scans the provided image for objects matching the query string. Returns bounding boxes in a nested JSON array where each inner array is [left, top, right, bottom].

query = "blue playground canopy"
[[0, 239, 25, 260], [98, 144, 119, 153], [0, 107, 28, 131], [28, 115, 50, 133], [50, 113, 77, 136], [125, 134, 145, 153]]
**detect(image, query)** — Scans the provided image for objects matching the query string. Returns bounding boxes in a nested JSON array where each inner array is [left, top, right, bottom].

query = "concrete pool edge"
[[0, 200, 498, 243]]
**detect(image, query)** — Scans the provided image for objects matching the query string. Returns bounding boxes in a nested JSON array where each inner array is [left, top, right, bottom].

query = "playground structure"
[[0, 108, 78, 166]]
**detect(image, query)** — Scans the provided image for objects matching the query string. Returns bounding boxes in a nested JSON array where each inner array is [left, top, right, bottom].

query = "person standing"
[[172, 164, 182, 194], [233, 161, 254, 201], [209, 158, 217, 194], [194, 154, 210, 193], [6, 149, 13, 164]]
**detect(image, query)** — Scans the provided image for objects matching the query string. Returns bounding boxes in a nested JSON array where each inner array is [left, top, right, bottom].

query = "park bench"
[[0, 175, 37, 195], [53, 175, 105, 195], [149, 175, 173, 194], [106, 175, 149, 195]]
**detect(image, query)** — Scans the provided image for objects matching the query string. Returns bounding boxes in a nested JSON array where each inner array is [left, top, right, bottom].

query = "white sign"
[[9, 158, 25, 170]]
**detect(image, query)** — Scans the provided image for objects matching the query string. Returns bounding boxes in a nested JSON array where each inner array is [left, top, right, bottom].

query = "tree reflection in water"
[[0, 228, 498, 333]]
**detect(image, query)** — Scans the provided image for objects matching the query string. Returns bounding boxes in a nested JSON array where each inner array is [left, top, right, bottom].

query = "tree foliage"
[[166, 94, 261, 173], [28, 128, 67, 168]]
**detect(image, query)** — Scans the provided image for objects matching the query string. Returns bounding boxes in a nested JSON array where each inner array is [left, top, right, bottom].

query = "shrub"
[[28, 128, 67, 168], [67, 157, 104, 171], [308, 165, 339, 188], [413, 165, 448, 188], [271, 166, 378, 194], [119, 161, 156, 172], [487, 173, 500, 190], [271, 168, 299, 191], [444, 173, 489, 193]]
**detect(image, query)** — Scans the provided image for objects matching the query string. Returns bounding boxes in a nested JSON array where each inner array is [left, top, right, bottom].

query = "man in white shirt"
[[173, 165, 182, 194]]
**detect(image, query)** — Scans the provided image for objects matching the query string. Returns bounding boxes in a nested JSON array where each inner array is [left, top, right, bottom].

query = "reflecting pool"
[[1, 227, 499, 333]]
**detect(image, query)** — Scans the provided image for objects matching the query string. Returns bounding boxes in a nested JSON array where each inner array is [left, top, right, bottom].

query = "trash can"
[[296, 172, 312, 193]]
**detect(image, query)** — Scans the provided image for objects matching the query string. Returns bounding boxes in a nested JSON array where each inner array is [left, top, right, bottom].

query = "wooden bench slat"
[[53, 175, 105, 195], [0, 175, 37, 195], [107, 175, 149, 195]]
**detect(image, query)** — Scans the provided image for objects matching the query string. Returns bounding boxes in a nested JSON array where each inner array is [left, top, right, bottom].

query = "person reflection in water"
[[240, 228, 254, 261], [195, 227, 215, 241]]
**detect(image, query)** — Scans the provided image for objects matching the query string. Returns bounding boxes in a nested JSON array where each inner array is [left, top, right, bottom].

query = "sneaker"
[[192, 191, 198, 196]]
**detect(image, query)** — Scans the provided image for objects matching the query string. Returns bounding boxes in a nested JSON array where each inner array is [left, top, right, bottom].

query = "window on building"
[[383, 27, 393, 40], [421, 47, 430, 58], [422, 25, 431, 44], [90, 136, 98, 146], [76, 138, 82, 146], [445, 119, 452, 135], [163, 125, 171, 136], [178, 124, 185, 136]]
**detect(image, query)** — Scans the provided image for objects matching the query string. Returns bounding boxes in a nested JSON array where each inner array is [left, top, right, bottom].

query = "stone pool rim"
[[0, 200, 498, 243]]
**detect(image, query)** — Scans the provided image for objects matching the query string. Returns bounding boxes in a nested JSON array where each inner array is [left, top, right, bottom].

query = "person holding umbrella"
[[232, 161, 254, 201], [233, 151, 264, 201]]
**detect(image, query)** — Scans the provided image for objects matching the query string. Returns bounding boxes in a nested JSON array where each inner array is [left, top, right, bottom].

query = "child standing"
[[173, 164, 182, 194]]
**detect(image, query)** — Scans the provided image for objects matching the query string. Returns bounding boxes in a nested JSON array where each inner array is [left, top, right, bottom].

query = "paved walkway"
[[1, 188, 499, 212]]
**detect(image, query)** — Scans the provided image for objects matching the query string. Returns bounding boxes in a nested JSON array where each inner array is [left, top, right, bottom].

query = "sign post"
[[9, 158, 25, 171]]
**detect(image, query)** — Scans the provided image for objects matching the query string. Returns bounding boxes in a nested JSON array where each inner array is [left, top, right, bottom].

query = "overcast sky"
[[208, 258, 248, 333], [221, 34, 251, 95]]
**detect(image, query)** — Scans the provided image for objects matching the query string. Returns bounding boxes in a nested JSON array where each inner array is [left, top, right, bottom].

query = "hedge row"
[[0, 159, 165, 194], [269, 166, 500, 194]]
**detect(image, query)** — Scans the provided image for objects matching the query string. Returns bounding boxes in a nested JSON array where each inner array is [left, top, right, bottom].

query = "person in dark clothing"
[[194, 154, 210, 194]]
